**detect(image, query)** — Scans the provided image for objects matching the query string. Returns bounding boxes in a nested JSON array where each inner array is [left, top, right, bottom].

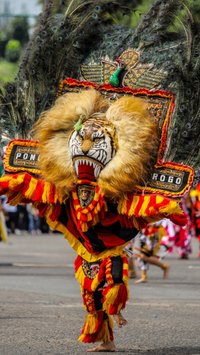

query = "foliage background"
[[0, 0, 200, 85]]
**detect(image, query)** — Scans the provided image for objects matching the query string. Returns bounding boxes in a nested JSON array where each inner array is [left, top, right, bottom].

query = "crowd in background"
[[0, 195, 50, 238]]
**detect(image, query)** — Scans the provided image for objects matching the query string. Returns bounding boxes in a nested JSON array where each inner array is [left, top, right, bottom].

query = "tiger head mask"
[[69, 116, 116, 181], [34, 89, 158, 198]]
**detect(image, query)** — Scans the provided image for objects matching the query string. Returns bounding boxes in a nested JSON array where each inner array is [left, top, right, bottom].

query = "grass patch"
[[0, 59, 18, 85]]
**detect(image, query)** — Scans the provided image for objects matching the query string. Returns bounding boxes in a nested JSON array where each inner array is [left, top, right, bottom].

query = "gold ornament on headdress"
[[80, 49, 167, 89]]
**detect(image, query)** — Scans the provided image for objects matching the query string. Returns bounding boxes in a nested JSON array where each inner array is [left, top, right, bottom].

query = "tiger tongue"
[[77, 161, 96, 181]]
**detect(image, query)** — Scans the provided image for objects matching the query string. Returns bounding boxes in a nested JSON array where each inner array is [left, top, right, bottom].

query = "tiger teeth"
[[74, 160, 79, 175], [94, 165, 101, 178], [73, 159, 101, 178]]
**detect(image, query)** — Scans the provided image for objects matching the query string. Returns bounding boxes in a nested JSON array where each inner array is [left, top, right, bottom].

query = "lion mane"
[[34, 89, 159, 198]]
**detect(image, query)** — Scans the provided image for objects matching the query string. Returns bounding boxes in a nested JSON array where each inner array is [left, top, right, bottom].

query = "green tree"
[[0, 16, 29, 60], [37, 0, 64, 12], [7, 16, 29, 46], [5, 39, 21, 63], [0, 31, 8, 57]]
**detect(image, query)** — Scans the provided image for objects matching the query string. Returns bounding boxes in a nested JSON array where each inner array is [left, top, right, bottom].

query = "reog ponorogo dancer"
[[0, 0, 199, 352]]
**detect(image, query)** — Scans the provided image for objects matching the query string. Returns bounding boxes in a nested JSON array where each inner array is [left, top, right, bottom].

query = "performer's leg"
[[79, 288, 116, 352], [102, 256, 128, 328], [75, 255, 128, 351], [74, 256, 115, 351], [135, 256, 148, 284], [147, 255, 169, 279], [128, 255, 137, 279], [127, 241, 137, 279]]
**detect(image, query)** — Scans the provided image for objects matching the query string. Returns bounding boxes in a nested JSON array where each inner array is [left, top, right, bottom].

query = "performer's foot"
[[135, 270, 147, 284], [135, 277, 147, 284], [163, 263, 170, 279], [128, 270, 137, 279], [87, 341, 116, 352], [113, 312, 127, 328]]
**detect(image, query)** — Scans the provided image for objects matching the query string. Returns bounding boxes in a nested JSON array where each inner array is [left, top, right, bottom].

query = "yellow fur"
[[33, 89, 158, 198], [34, 90, 109, 194], [100, 96, 158, 196]]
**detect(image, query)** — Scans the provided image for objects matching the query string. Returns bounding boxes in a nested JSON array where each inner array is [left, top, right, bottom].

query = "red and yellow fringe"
[[102, 255, 129, 315], [0, 172, 64, 205], [71, 185, 107, 232], [103, 284, 128, 315], [79, 311, 113, 343], [118, 193, 187, 227]]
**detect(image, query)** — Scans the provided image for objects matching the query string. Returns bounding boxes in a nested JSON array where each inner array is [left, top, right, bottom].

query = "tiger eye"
[[78, 135, 83, 142], [93, 137, 100, 143]]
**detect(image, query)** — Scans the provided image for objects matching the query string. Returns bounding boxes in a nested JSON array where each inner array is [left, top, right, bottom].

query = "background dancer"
[[135, 223, 169, 284]]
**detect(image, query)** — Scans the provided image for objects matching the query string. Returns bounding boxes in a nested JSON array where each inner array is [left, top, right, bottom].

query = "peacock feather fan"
[[0, 0, 200, 181]]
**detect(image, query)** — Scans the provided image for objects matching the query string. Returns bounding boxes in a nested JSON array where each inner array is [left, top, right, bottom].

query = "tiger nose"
[[81, 139, 93, 154]]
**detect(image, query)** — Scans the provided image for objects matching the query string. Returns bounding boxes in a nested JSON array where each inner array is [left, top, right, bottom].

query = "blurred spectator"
[[2, 196, 18, 234], [0, 198, 8, 242], [27, 204, 40, 234], [135, 222, 169, 284], [39, 216, 50, 234], [17, 204, 29, 232], [126, 239, 137, 279]]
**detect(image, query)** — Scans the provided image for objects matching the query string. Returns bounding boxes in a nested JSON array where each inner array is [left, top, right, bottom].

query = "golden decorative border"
[[135, 162, 194, 197], [4, 139, 41, 175]]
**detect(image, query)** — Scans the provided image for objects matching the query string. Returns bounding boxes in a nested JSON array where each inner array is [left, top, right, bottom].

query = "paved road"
[[0, 233, 200, 355]]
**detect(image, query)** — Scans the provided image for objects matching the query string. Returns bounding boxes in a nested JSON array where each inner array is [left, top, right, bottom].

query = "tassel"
[[79, 311, 113, 343], [49, 204, 61, 221], [42, 181, 51, 203], [83, 313, 100, 334], [96, 316, 114, 343], [91, 258, 107, 292], [24, 176, 37, 199], [78, 311, 104, 343], [103, 283, 128, 315]]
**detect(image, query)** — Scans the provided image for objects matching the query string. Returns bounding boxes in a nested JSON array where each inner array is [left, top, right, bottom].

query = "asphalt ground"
[[0, 233, 200, 355]]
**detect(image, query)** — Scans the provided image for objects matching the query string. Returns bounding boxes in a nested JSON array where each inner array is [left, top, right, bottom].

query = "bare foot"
[[163, 264, 170, 279], [135, 270, 147, 284], [113, 312, 127, 328], [135, 277, 147, 284], [128, 270, 137, 279], [87, 341, 116, 352]]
